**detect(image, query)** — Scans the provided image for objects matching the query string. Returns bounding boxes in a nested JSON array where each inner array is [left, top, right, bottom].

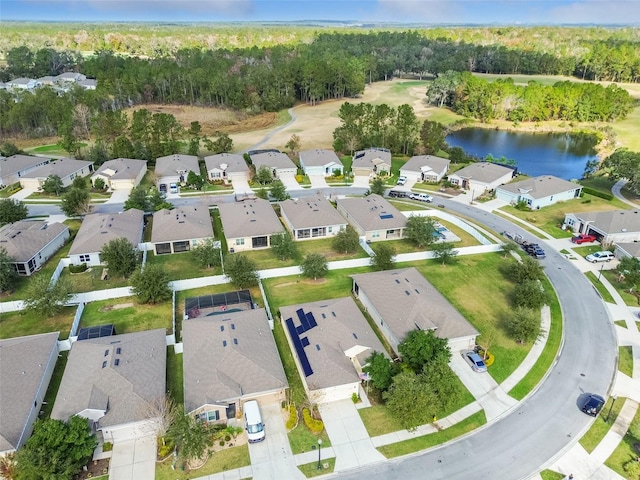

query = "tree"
[[270, 232, 298, 261], [0, 198, 28, 226], [420, 120, 446, 155], [285, 134, 301, 156], [124, 186, 150, 211], [142, 397, 179, 440], [301, 253, 328, 280], [602, 148, 640, 194], [203, 131, 233, 154], [42, 175, 64, 196], [514, 279, 549, 310], [617, 256, 640, 294], [370, 177, 386, 196], [383, 370, 435, 431], [255, 165, 273, 185], [363, 351, 398, 392], [100, 238, 139, 278], [404, 215, 437, 248], [191, 239, 222, 269], [93, 177, 106, 191], [23, 275, 71, 317], [269, 179, 290, 201], [225, 254, 259, 288], [0, 246, 18, 293], [71, 176, 88, 190], [0, 453, 16, 480], [14, 416, 96, 480], [187, 121, 202, 156], [167, 411, 213, 466], [186, 170, 205, 190], [500, 240, 519, 258], [509, 306, 541, 343], [0, 141, 23, 157], [332, 225, 360, 254], [432, 241, 458, 265], [370, 243, 396, 271], [509, 256, 545, 283], [398, 329, 451, 374], [130, 264, 171, 304], [421, 360, 461, 412], [60, 188, 90, 216]]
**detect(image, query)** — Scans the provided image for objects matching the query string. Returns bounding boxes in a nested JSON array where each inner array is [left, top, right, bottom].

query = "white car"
[[397, 176, 407, 186], [409, 193, 433, 202], [585, 251, 615, 263]]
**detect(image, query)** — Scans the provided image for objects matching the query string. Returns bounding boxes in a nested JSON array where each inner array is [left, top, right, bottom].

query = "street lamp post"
[[606, 395, 618, 423], [598, 262, 605, 282], [317, 438, 322, 470]]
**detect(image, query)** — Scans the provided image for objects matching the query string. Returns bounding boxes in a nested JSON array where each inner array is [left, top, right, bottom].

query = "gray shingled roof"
[[51, 329, 166, 428], [0, 332, 59, 452], [92, 158, 146, 181], [352, 148, 391, 169], [498, 175, 581, 199], [218, 199, 284, 239], [0, 221, 68, 262], [280, 196, 347, 230], [20, 158, 93, 180], [617, 243, 640, 258], [204, 153, 250, 174], [280, 297, 386, 391], [250, 151, 296, 170], [154, 154, 200, 177], [299, 149, 342, 168], [450, 162, 514, 183], [402, 155, 450, 174], [0, 155, 49, 179], [337, 194, 406, 232], [351, 267, 478, 343], [151, 207, 213, 244], [182, 308, 287, 412], [569, 209, 640, 234], [69, 209, 144, 256]]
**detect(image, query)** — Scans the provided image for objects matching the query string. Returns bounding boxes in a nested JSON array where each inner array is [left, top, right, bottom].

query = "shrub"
[[156, 437, 174, 459], [581, 186, 614, 200], [68, 263, 87, 274], [224, 435, 231, 442], [219, 440, 225, 447], [296, 174, 304, 182], [285, 404, 297, 430], [302, 407, 324, 434], [475, 347, 495, 367], [102, 441, 113, 452], [351, 392, 360, 403]]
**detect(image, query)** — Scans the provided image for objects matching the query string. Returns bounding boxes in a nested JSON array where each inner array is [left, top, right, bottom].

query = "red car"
[[571, 233, 597, 244]]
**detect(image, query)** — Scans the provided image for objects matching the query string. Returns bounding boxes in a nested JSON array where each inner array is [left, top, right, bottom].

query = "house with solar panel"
[[351, 148, 391, 178], [336, 194, 406, 242], [51, 329, 166, 444], [352, 267, 479, 354], [218, 198, 285, 252], [151, 206, 214, 255], [279, 196, 347, 241], [182, 308, 287, 423], [280, 297, 387, 403]]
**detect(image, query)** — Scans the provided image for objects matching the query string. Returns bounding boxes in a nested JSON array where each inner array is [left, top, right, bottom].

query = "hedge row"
[[68, 263, 87, 274], [285, 404, 298, 430], [302, 407, 324, 434], [582, 186, 614, 201]]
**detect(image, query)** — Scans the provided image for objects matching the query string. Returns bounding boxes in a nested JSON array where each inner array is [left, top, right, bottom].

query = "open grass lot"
[[166, 346, 184, 405], [605, 404, 640, 476], [619, 346, 634, 378], [288, 423, 331, 455], [146, 251, 222, 280], [0, 307, 75, 339], [60, 266, 132, 293], [579, 397, 625, 453], [602, 271, 640, 307], [585, 271, 616, 304], [80, 297, 173, 335], [498, 193, 629, 239], [612, 103, 640, 152], [27, 143, 86, 156], [377, 410, 487, 458], [41, 351, 68, 418], [298, 457, 336, 478], [155, 444, 250, 480]]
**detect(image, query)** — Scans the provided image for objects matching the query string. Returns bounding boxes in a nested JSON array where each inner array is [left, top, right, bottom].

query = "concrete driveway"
[[247, 403, 304, 480], [105, 188, 132, 205], [279, 173, 301, 190], [109, 435, 156, 480], [309, 175, 329, 189], [351, 175, 370, 188], [232, 178, 253, 195]]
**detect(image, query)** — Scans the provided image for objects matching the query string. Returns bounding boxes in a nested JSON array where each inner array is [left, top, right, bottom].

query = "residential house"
[[336, 194, 406, 242], [155, 154, 200, 191], [19, 158, 94, 190], [280, 297, 386, 402], [151, 206, 213, 254], [0, 332, 59, 456], [204, 153, 251, 183], [36, 76, 57, 86], [299, 149, 343, 177], [0, 221, 69, 276], [352, 267, 479, 354], [5, 78, 40, 91], [448, 162, 515, 197], [51, 329, 166, 443], [56, 72, 87, 83], [91, 158, 147, 190], [250, 151, 297, 179], [563, 209, 640, 246], [68, 209, 144, 266], [0, 155, 50, 187], [352, 148, 391, 177], [183, 308, 287, 422], [400, 155, 450, 183], [218, 199, 284, 252], [77, 79, 97, 90], [615, 242, 640, 260], [280, 196, 347, 241], [496, 175, 582, 209]]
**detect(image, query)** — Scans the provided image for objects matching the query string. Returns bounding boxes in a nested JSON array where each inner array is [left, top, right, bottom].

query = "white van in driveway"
[[244, 400, 265, 443]]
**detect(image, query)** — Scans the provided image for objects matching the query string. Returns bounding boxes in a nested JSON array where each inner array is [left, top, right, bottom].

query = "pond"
[[446, 128, 599, 180]]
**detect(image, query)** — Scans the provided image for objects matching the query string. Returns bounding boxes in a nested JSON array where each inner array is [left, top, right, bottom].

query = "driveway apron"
[[109, 435, 156, 480], [309, 175, 329, 189], [232, 178, 252, 195], [279, 172, 301, 190], [351, 175, 370, 188]]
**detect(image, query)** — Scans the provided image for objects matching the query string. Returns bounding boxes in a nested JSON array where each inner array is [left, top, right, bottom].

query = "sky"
[[1, 0, 640, 24]]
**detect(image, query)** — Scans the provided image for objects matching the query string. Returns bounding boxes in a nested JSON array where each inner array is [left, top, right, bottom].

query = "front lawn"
[[288, 422, 331, 455], [602, 270, 640, 307], [605, 404, 640, 477], [166, 346, 184, 405], [79, 298, 173, 335], [154, 444, 250, 480], [147, 251, 222, 280], [0, 307, 76, 339], [580, 396, 626, 453], [297, 457, 336, 478]]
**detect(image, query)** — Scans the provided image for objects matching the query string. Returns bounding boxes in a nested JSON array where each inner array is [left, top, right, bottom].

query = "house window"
[[207, 410, 220, 422], [235, 238, 245, 246], [173, 241, 190, 253], [328, 226, 332, 233], [311, 227, 326, 238], [372, 231, 380, 238], [210, 171, 221, 179], [450, 178, 459, 185], [549, 196, 554, 201], [297, 229, 310, 239], [79, 254, 90, 263]]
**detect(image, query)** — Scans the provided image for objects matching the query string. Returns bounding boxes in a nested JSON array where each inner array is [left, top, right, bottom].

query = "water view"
[[445, 128, 599, 180]]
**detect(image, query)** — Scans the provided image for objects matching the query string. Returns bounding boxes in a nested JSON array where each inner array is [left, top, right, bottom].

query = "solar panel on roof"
[[77, 324, 115, 341], [286, 317, 313, 377], [296, 308, 309, 331], [379, 213, 393, 219], [306, 312, 317, 328], [301, 337, 310, 347]]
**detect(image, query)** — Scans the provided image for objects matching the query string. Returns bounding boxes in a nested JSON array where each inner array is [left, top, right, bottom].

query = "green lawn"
[[146, 251, 222, 280], [572, 245, 606, 258], [377, 411, 487, 458], [28, 143, 86, 155], [602, 271, 640, 307], [580, 396, 626, 453], [585, 271, 616, 304], [0, 183, 21, 198], [612, 103, 640, 152], [605, 403, 640, 477], [287, 422, 331, 455], [60, 266, 132, 293], [155, 444, 250, 480], [41, 351, 68, 418], [619, 346, 634, 378], [79, 297, 173, 335], [539, 470, 566, 480], [297, 457, 336, 478], [0, 307, 76, 339], [167, 346, 184, 405], [615, 320, 627, 328]]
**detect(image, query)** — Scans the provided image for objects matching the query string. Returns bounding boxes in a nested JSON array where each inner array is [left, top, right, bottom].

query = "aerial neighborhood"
[[1, 19, 640, 480]]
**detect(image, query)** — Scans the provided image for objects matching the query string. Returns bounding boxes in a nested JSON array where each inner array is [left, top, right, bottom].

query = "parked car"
[[388, 190, 407, 198], [397, 176, 407, 186], [169, 183, 178, 194], [461, 349, 487, 373], [582, 394, 605, 416], [409, 193, 433, 203], [585, 251, 615, 263], [529, 246, 546, 259], [571, 233, 597, 244]]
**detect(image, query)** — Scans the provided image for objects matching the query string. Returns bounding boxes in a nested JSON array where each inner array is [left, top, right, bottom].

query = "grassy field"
[[146, 251, 222, 280], [155, 444, 250, 480], [0, 307, 76, 339], [602, 271, 640, 307], [297, 457, 336, 478], [166, 346, 184, 405], [612, 102, 640, 152], [605, 404, 640, 477], [60, 266, 132, 293], [288, 422, 331, 455], [79, 297, 173, 335]]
